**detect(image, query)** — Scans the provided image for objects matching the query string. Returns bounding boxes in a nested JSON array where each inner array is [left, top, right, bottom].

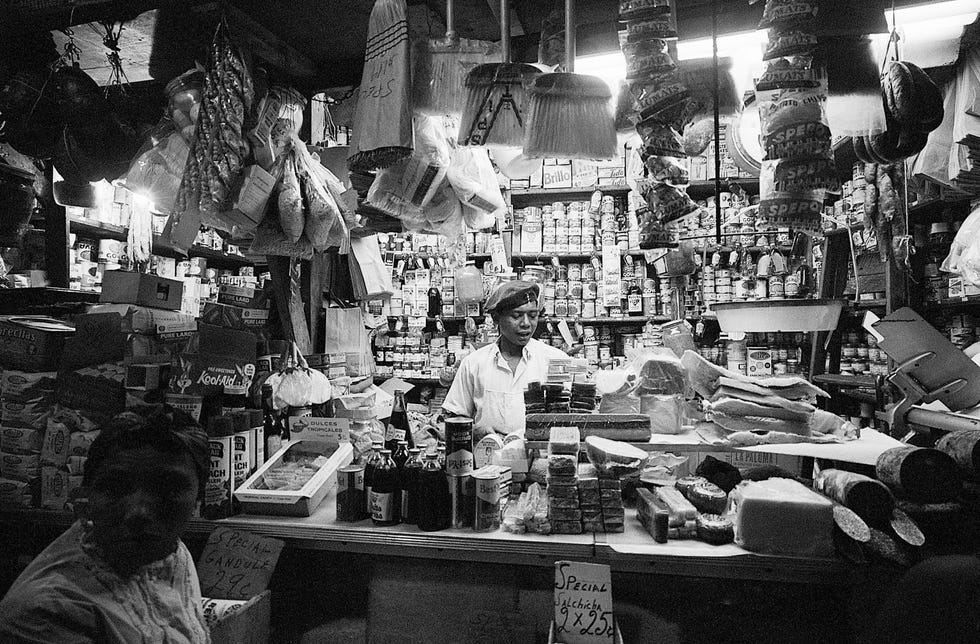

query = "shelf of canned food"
[[69, 216, 255, 269]]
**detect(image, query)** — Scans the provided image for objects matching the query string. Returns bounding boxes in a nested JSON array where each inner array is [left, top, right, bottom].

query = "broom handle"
[[446, 0, 456, 41], [500, 0, 511, 63], [565, 0, 575, 72]]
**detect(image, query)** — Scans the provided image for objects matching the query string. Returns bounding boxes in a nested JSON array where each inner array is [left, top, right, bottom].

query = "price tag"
[[553, 561, 615, 644], [287, 416, 351, 445], [197, 527, 284, 600]]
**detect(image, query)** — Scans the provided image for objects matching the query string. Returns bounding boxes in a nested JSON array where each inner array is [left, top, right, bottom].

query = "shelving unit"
[[69, 216, 255, 270]]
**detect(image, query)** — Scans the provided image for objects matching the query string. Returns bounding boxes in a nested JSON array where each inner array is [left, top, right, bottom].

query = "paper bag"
[[323, 302, 370, 356], [349, 234, 393, 301]]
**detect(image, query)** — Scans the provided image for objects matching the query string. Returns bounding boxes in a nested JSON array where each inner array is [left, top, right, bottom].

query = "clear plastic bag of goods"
[[641, 393, 684, 434], [446, 146, 505, 229], [941, 203, 980, 286]]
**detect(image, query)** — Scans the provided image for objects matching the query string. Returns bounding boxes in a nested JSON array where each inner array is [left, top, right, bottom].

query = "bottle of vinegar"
[[370, 449, 400, 526]]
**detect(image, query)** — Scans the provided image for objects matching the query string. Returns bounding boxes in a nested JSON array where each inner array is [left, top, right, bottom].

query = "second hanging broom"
[[523, 0, 617, 160]]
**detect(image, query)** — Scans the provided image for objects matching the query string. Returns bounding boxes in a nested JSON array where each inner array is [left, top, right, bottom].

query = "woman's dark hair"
[[83, 404, 209, 491]]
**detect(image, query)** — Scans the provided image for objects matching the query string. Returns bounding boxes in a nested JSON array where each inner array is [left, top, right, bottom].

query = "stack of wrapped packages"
[[682, 349, 858, 446]]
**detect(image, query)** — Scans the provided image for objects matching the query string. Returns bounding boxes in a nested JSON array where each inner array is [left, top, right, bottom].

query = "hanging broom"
[[457, 0, 540, 147], [412, 0, 499, 118], [523, 0, 617, 160]]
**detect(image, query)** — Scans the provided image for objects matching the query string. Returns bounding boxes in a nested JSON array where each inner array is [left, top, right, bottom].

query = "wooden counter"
[[0, 487, 851, 584]]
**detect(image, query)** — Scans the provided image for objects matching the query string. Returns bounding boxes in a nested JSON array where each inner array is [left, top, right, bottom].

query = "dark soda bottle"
[[261, 384, 283, 459], [370, 449, 400, 526], [363, 441, 383, 517], [392, 440, 409, 470], [385, 390, 414, 453], [400, 447, 423, 525], [416, 452, 450, 531]]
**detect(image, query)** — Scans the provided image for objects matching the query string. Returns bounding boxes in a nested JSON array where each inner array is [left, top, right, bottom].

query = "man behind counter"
[[443, 280, 568, 439]]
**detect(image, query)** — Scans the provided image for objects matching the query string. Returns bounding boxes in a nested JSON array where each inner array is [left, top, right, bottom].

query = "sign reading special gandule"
[[553, 561, 614, 644]]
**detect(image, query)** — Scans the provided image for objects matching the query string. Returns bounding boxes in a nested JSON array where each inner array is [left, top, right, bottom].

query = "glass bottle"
[[385, 390, 414, 453], [416, 452, 450, 531], [221, 383, 248, 415], [437, 443, 446, 469], [261, 384, 283, 459], [370, 449, 400, 526], [455, 260, 485, 304], [427, 286, 442, 318], [363, 441, 384, 517], [400, 447, 424, 525], [392, 440, 409, 470]]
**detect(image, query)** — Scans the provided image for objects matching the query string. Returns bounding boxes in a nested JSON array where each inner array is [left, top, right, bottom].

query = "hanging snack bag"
[[446, 146, 506, 227], [755, 55, 821, 92], [622, 39, 675, 81], [630, 73, 691, 123], [758, 0, 819, 31], [643, 155, 689, 186], [644, 182, 698, 225], [623, 13, 678, 41], [758, 88, 832, 161], [619, 0, 672, 21], [636, 119, 686, 158], [763, 30, 818, 61], [772, 156, 840, 193]]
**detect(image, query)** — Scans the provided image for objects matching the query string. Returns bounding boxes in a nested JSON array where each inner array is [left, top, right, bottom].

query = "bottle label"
[[784, 275, 800, 297], [385, 425, 406, 442], [446, 450, 474, 476], [370, 491, 395, 521], [475, 476, 500, 504], [627, 294, 642, 313]]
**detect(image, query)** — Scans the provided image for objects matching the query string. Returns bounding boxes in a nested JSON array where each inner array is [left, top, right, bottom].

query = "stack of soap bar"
[[731, 478, 834, 557], [577, 463, 602, 532], [653, 486, 698, 538], [599, 478, 625, 533], [548, 427, 583, 534]]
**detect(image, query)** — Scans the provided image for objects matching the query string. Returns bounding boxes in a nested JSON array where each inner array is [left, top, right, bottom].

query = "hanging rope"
[[93, 19, 129, 93]]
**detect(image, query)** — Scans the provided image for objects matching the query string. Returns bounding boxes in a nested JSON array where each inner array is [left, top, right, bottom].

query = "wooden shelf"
[[684, 178, 760, 198], [509, 185, 630, 199], [68, 217, 254, 269], [812, 373, 877, 388], [542, 316, 670, 324], [513, 251, 648, 261]]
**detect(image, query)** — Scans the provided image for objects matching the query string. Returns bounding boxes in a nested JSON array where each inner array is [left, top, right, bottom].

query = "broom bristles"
[[367, 0, 406, 34], [457, 63, 540, 147], [527, 72, 612, 99], [524, 73, 617, 160], [413, 37, 499, 117]]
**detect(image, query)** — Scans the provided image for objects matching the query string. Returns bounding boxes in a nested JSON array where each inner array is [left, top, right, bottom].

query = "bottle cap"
[[397, 440, 408, 446], [208, 415, 235, 437], [381, 449, 392, 455]]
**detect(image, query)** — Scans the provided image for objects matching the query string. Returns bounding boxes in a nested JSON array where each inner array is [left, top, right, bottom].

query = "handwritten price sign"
[[553, 561, 615, 644], [197, 527, 284, 600]]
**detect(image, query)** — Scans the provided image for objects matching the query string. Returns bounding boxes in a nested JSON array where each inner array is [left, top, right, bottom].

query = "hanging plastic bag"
[[942, 203, 980, 286], [446, 146, 505, 229]]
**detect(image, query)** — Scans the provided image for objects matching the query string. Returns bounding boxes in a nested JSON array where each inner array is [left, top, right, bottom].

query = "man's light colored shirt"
[[443, 338, 568, 436]]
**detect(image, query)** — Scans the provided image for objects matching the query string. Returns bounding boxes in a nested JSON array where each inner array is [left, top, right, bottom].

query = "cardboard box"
[[169, 324, 257, 398], [224, 165, 276, 230], [571, 160, 598, 188], [100, 271, 184, 311], [88, 303, 197, 337], [542, 163, 573, 189], [218, 284, 270, 309], [202, 302, 270, 330], [0, 316, 74, 372], [235, 440, 354, 516], [208, 591, 272, 644]]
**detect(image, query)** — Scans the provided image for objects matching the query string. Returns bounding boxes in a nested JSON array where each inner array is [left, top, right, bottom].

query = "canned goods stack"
[[837, 330, 889, 376]]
